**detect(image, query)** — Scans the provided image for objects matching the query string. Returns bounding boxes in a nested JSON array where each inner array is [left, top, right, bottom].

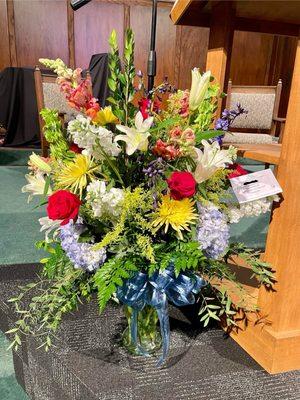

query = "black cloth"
[[87, 53, 110, 107], [0, 67, 40, 147], [0, 58, 109, 147]]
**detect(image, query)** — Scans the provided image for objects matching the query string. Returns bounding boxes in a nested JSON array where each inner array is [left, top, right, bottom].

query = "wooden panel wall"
[[74, 1, 125, 67], [230, 31, 274, 85], [13, 0, 69, 67], [0, 0, 297, 116], [0, 0, 10, 70]]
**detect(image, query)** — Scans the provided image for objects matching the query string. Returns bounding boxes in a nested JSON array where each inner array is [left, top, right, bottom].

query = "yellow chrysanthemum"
[[55, 154, 98, 198], [152, 195, 198, 240]]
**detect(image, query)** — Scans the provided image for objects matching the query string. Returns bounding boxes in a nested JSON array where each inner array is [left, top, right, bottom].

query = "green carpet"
[[0, 166, 45, 265], [0, 332, 29, 400], [0, 148, 41, 167]]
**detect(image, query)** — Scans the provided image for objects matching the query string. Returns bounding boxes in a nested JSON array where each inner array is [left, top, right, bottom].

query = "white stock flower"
[[68, 115, 121, 160], [189, 69, 211, 111], [228, 195, 280, 224], [193, 140, 236, 183], [115, 112, 153, 155], [22, 172, 52, 203], [86, 180, 124, 218]]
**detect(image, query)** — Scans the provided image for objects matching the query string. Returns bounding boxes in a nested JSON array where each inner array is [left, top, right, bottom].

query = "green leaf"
[[108, 78, 117, 92], [5, 328, 19, 334], [43, 175, 51, 197]]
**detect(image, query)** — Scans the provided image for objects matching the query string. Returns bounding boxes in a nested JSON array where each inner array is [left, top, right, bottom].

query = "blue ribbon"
[[116, 265, 206, 366]]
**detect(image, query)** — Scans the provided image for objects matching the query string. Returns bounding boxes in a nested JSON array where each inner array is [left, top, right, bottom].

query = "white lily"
[[29, 152, 51, 173], [22, 172, 52, 203], [189, 69, 211, 111], [115, 112, 153, 155], [193, 140, 236, 183], [39, 216, 61, 242]]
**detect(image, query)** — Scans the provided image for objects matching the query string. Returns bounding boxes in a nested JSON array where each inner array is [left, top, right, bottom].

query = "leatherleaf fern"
[[93, 257, 138, 312]]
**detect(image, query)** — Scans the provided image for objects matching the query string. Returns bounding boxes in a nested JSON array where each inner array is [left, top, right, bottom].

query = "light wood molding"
[[67, 2, 75, 69], [223, 143, 281, 165], [205, 1, 235, 117]]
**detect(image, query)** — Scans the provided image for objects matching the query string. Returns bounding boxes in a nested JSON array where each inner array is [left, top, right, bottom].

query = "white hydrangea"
[[228, 195, 280, 223], [86, 180, 124, 218], [68, 114, 121, 160]]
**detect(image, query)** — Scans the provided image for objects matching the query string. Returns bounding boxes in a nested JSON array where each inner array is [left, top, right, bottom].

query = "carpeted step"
[[0, 148, 41, 166]]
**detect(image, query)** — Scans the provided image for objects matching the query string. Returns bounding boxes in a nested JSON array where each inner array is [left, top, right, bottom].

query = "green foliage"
[[225, 243, 276, 288], [193, 83, 220, 131], [136, 234, 155, 263], [108, 29, 135, 124], [36, 241, 69, 279], [40, 108, 74, 160], [93, 257, 137, 312], [195, 129, 225, 144], [93, 187, 153, 250], [198, 169, 232, 210], [147, 240, 206, 277], [198, 287, 238, 328], [173, 241, 206, 276], [6, 251, 94, 352]]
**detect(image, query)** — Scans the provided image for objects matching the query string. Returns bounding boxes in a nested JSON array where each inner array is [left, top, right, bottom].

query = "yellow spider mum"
[[55, 154, 98, 198], [152, 195, 198, 240]]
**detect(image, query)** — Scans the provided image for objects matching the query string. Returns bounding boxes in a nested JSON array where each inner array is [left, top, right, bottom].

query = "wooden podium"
[[171, 0, 300, 374]]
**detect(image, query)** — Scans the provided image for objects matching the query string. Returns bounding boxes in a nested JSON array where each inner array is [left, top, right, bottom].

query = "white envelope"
[[230, 169, 282, 204]]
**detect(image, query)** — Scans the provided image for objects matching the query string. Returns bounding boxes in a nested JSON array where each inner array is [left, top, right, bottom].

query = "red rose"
[[167, 171, 196, 200], [228, 163, 248, 179], [47, 190, 81, 226]]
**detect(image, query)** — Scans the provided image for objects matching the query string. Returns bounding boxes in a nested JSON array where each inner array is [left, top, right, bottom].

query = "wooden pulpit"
[[171, 0, 300, 374]]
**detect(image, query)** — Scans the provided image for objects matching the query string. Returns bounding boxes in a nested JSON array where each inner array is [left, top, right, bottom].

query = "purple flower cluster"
[[143, 157, 166, 187], [215, 102, 248, 132], [60, 219, 106, 272], [197, 203, 230, 259]]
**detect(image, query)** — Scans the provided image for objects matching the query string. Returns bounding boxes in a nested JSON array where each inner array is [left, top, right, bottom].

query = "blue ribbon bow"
[[116, 265, 206, 366]]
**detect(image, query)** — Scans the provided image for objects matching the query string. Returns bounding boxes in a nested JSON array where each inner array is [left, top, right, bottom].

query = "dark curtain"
[[87, 53, 110, 107], [0, 57, 109, 147], [0, 67, 40, 147]]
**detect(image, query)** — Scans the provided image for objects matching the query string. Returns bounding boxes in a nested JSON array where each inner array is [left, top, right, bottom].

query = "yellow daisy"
[[152, 195, 198, 239], [55, 154, 98, 198]]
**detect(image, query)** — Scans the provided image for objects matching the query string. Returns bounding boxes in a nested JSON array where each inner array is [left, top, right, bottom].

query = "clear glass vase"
[[122, 305, 162, 356]]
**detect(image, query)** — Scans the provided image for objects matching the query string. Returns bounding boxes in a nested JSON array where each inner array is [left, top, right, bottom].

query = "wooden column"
[[262, 32, 300, 357], [205, 1, 235, 116], [230, 34, 300, 374]]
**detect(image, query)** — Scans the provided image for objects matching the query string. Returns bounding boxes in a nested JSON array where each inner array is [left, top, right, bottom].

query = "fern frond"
[[93, 258, 137, 312]]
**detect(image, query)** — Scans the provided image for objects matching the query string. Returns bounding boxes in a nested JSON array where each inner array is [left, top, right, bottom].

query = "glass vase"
[[122, 305, 162, 356]]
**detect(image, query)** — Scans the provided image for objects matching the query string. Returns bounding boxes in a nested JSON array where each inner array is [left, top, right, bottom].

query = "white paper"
[[230, 169, 282, 204]]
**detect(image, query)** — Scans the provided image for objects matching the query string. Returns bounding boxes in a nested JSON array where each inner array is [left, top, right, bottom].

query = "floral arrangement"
[[9, 30, 275, 365]]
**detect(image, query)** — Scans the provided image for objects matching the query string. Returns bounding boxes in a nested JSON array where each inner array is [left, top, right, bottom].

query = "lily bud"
[[189, 69, 211, 111], [29, 153, 51, 173]]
